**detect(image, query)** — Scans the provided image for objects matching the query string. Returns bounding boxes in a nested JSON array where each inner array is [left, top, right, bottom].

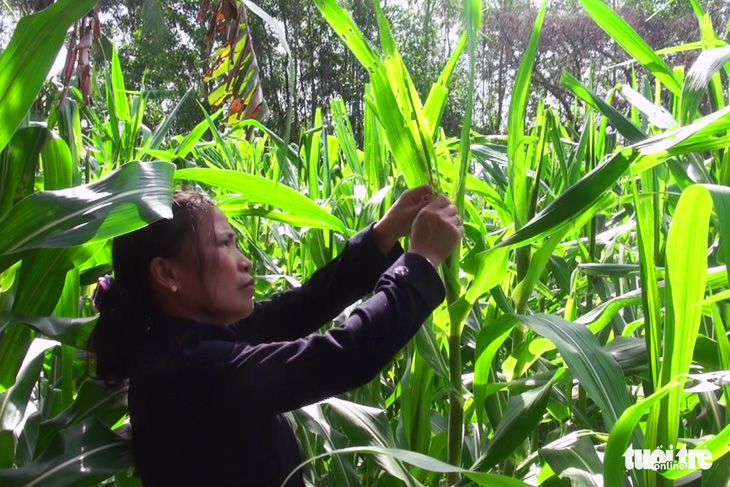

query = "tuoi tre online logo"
[[623, 444, 713, 471]]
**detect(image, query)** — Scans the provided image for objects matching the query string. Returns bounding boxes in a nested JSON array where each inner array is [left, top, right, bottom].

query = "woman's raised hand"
[[408, 195, 464, 268], [372, 185, 435, 255]]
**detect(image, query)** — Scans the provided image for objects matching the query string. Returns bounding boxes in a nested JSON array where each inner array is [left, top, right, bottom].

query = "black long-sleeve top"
[[127, 223, 446, 487]]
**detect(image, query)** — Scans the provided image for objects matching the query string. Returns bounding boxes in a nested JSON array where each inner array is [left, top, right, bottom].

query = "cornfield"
[[1, 0, 729, 485]]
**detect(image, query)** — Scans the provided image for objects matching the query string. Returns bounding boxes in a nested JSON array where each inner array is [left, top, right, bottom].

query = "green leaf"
[[174, 109, 223, 158], [401, 350, 435, 456], [291, 405, 360, 485], [512, 226, 569, 312], [474, 315, 519, 427], [0, 418, 133, 487], [41, 136, 74, 191], [414, 320, 451, 382], [0, 161, 175, 258], [576, 0, 681, 95], [372, 0, 438, 191], [423, 34, 466, 137], [604, 378, 686, 487], [0, 311, 96, 348], [605, 336, 648, 375], [322, 398, 418, 485], [0, 126, 52, 217], [282, 445, 533, 487], [306, 109, 324, 201], [619, 84, 677, 129], [651, 184, 730, 461], [331, 98, 362, 176], [36, 380, 128, 455], [661, 422, 730, 479], [631, 172, 663, 389], [0, 0, 99, 153], [496, 151, 635, 250], [561, 72, 645, 143], [507, 0, 548, 229], [514, 314, 636, 434], [473, 376, 555, 469], [147, 88, 192, 151], [175, 167, 346, 232], [110, 46, 129, 123], [0, 338, 60, 467], [315, 0, 438, 191], [465, 248, 510, 305], [679, 46, 730, 124], [0, 242, 102, 388], [452, 0, 482, 229], [199, 103, 235, 169], [311, 0, 378, 71], [541, 434, 604, 487], [632, 100, 730, 172]]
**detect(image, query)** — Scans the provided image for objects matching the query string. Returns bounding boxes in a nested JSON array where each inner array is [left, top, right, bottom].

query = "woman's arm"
[[230, 222, 404, 344], [185, 252, 445, 414]]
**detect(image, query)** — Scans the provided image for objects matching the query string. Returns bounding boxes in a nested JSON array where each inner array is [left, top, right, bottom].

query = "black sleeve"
[[184, 253, 445, 415], [230, 222, 404, 344]]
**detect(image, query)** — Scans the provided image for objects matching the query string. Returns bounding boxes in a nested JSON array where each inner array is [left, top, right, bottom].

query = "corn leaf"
[[679, 46, 730, 125], [541, 434, 603, 487], [604, 378, 687, 487], [0, 126, 52, 217], [0, 311, 96, 349], [619, 84, 677, 129], [0, 339, 60, 467], [175, 167, 346, 232], [282, 445, 533, 487], [312, 0, 378, 71], [474, 315, 519, 427], [661, 422, 730, 479], [110, 47, 129, 123], [507, 0, 547, 229], [423, 34, 466, 137], [497, 151, 635, 250], [0, 161, 175, 258], [36, 380, 128, 456], [562, 72, 645, 143], [576, 0, 681, 95], [0, 417, 132, 487], [41, 136, 74, 191], [652, 184, 730, 460], [514, 314, 637, 435], [473, 376, 555, 470], [0, 0, 98, 154]]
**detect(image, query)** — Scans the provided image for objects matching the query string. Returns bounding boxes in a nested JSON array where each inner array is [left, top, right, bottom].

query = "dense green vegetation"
[[1, 0, 730, 485]]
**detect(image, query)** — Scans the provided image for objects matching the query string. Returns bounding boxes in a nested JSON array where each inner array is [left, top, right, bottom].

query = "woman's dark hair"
[[88, 189, 217, 387]]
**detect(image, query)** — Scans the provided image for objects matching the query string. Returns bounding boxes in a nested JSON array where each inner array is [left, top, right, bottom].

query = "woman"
[[90, 185, 463, 487]]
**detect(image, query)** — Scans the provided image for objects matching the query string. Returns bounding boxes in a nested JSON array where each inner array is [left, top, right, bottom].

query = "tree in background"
[[0, 0, 727, 138]]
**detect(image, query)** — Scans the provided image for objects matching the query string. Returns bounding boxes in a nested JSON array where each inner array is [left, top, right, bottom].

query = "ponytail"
[[89, 274, 152, 387]]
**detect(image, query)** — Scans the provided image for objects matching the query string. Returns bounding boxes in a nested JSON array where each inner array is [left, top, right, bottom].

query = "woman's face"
[[174, 207, 255, 325]]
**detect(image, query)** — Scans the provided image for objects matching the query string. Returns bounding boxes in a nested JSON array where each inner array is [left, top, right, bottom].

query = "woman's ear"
[[149, 256, 180, 290]]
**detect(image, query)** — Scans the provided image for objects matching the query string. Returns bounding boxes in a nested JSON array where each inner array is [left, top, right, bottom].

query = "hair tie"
[[93, 274, 116, 310]]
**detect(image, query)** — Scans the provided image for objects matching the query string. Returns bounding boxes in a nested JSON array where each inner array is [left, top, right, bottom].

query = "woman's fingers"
[[413, 184, 433, 196], [404, 184, 432, 201], [409, 195, 464, 267]]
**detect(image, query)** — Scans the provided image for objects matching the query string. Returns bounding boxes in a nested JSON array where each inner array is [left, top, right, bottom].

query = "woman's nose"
[[237, 251, 252, 272]]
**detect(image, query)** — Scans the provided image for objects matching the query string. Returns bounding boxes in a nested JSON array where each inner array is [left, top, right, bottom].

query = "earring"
[[171, 285, 178, 293]]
